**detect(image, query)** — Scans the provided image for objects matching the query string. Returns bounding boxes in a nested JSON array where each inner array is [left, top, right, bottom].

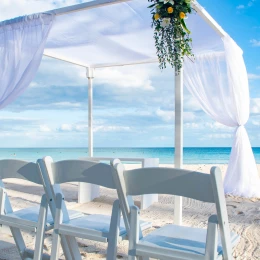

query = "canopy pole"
[[87, 68, 94, 157], [174, 67, 183, 225], [78, 68, 97, 203]]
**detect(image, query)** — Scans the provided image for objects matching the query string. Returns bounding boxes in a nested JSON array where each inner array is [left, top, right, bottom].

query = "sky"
[[0, 0, 259, 148]]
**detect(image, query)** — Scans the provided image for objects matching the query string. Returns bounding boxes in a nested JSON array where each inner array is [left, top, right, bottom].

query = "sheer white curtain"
[[0, 13, 55, 109], [184, 36, 260, 198]]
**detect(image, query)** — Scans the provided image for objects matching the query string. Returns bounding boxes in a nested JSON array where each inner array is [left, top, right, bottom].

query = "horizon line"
[[0, 146, 259, 149]]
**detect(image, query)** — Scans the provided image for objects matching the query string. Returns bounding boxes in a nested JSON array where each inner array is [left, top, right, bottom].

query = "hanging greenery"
[[148, 0, 194, 73]]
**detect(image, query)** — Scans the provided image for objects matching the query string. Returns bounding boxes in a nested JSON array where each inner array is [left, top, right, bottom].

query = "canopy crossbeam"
[[48, 0, 131, 16]]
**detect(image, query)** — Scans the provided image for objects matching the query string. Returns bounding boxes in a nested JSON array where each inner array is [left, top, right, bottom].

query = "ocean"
[[0, 147, 260, 164]]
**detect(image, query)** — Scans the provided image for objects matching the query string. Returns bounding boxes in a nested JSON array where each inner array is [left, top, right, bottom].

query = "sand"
[[0, 164, 260, 260]]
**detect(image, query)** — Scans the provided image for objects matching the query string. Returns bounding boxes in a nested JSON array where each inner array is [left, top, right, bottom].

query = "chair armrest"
[[205, 214, 218, 259], [110, 199, 121, 228]]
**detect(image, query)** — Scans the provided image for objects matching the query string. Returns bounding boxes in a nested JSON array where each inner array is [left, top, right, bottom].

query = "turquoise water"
[[0, 147, 260, 164]]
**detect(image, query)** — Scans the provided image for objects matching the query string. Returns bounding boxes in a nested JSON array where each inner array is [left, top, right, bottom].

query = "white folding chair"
[[112, 160, 240, 260], [0, 159, 84, 260], [0, 159, 51, 260], [38, 158, 86, 260], [38, 156, 151, 260]]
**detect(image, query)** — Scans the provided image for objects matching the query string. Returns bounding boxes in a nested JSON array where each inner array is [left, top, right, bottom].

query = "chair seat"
[[61, 214, 151, 238], [62, 214, 127, 237], [137, 224, 240, 257], [9, 206, 84, 230]]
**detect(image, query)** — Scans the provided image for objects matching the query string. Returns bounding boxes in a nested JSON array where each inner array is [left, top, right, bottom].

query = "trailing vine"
[[148, 0, 194, 73]]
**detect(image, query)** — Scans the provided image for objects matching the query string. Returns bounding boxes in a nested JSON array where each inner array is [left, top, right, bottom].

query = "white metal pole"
[[78, 68, 96, 203], [174, 67, 183, 225], [87, 68, 94, 157]]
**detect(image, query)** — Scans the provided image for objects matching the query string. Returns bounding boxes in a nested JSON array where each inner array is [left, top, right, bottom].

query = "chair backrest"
[[40, 156, 116, 188], [0, 159, 42, 215], [112, 160, 232, 259], [114, 163, 217, 202], [0, 159, 42, 184], [37, 156, 116, 221]]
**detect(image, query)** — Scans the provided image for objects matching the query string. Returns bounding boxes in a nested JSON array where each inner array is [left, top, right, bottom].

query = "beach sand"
[[0, 164, 260, 259]]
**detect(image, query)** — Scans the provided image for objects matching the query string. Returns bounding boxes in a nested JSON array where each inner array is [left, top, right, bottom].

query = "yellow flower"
[[179, 12, 186, 19], [154, 13, 160, 20], [167, 7, 174, 14]]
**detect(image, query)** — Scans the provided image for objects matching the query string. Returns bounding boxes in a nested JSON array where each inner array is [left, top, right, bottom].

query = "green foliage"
[[148, 0, 194, 73]]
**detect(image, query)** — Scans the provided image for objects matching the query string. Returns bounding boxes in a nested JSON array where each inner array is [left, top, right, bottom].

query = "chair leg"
[[107, 200, 121, 260], [33, 195, 48, 260], [51, 193, 81, 260], [50, 228, 61, 260], [66, 236, 82, 260], [0, 187, 27, 259], [128, 206, 140, 260], [51, 194, 63, 260], [10, 227, 27, 259], [60, 236, 73, 260]]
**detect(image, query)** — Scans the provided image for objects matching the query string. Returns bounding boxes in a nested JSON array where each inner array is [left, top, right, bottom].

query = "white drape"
[[184, 36, 260, 198], [0, 14, 54, 109]]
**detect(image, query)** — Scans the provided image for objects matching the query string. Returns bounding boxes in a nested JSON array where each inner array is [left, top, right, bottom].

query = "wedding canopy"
[[43, 0, 225, 67], [0, 0, 259, 225]]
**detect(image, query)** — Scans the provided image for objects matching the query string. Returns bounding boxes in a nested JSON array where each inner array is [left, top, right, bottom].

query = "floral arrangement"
[[148, 0, 194, 72]]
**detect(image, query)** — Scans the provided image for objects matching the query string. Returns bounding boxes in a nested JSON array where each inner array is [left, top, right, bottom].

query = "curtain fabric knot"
[[183, 35, 259, 198]]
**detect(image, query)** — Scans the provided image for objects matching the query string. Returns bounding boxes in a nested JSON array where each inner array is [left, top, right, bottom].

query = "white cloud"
[[184, 96, 202, 111], [58, 124, 73, 132], [153, 135, 170, 141], [29, 82, 39, 88], [185, 123, 200, 129], [250, 39, 260, 47], [39, 125, 51, 132], [57, 123, 131, 133], [156, 109, 174, 122], [52, 102, 82, 108], [93, 126, 131, 132], [35, 58, 86, 88], [205, 122, 231, 130], [58, 123, 88, 132], [207, 133, 233, 139], [94, 67, 155, 91], [184, 121, 232, 131], [74, 125, 88, 132], [183, 112, 196, 122], [252, 120, 260, 126], [24, 131, 47, 140], [236, 4, 245, 9], [248, 0, 256, 7], [236, 1, 256, 10], [248, 73, 260, 79], [251, 98, 260, 114], [156, 108, 196, 123]]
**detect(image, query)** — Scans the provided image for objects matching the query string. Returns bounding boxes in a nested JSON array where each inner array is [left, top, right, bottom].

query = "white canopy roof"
[[43, 0, 227, 68]]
